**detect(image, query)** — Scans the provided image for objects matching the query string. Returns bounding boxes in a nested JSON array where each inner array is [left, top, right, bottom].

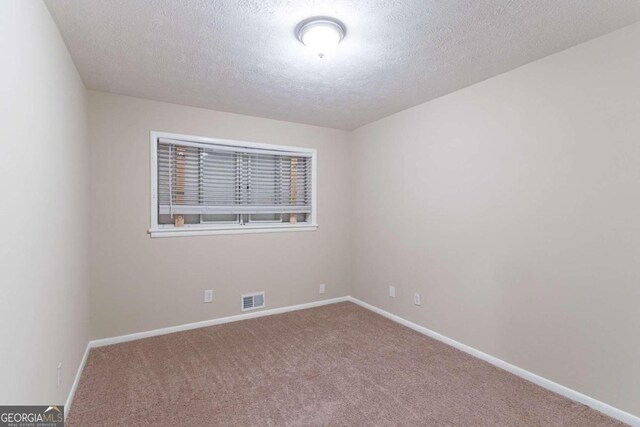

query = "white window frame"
[[149, 131, 318, 238]]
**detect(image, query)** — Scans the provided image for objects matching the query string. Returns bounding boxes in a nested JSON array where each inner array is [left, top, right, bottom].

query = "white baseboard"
[[90, 296, 350, 348], [65, 342, 91, 416], [347, 296, 639, 426]]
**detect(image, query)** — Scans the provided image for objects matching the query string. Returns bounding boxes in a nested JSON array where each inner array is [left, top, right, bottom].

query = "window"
[[149, 132, 317, 237]]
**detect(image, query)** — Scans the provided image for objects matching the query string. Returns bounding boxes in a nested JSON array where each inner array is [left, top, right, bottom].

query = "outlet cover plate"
[[57, 362, 62, 386], [204, 289, 213, 303]]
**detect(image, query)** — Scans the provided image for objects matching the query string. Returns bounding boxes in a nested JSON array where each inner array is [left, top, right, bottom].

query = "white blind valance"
[[157, 138, 313, 216]]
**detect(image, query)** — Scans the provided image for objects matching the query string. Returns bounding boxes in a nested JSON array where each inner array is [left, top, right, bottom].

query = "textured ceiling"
[[45, 0, 640, 130]]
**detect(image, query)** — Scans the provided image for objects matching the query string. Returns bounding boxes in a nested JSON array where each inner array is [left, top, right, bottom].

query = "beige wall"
[[350, 22, 640, 415], [0, 1, 89, 405], [88, 91, 351, 339]]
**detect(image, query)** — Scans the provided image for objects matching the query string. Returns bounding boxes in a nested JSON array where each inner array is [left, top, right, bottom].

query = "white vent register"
[[242, 292, 266, 311], [149, 132, 317, 237]]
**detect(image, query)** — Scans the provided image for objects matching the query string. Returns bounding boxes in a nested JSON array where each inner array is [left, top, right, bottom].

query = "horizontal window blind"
[[157, 138, 312, 216]]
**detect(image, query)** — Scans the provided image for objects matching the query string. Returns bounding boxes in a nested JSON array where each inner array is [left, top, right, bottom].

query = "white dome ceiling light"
[[295, 17, 346, 58]]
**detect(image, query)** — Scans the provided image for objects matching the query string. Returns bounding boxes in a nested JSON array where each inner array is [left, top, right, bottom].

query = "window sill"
[[148, 223, 318, 238]]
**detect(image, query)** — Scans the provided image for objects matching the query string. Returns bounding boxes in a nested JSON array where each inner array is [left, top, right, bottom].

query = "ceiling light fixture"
[[295, 17, 346, 58]]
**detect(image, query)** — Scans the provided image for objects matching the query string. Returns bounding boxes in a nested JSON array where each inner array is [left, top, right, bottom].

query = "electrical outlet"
[[389, 286, 396, 298], [414, 293, 421, 306], [203, 289, 213, 303], [57, 362, 62, 387], [319, 283, 326, 294]]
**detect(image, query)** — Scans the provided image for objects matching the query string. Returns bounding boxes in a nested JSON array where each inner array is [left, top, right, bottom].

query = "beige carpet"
[[68, 302, 624, 426]]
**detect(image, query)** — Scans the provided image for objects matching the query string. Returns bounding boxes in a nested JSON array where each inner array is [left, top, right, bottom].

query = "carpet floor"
[[68, 302, 624, 426]]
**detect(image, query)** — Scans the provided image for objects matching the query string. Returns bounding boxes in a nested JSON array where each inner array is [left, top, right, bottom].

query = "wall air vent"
[[242, 292, 265, 311]]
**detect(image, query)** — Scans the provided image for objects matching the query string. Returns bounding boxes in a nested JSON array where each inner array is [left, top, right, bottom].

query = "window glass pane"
[[158, 214, 173, 225], [158, 214, 201, 225], [283, 213, 309, 223], [249, 214, 282, 222], [183, 214, 201, 224], [201, 214, 239, 223]]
